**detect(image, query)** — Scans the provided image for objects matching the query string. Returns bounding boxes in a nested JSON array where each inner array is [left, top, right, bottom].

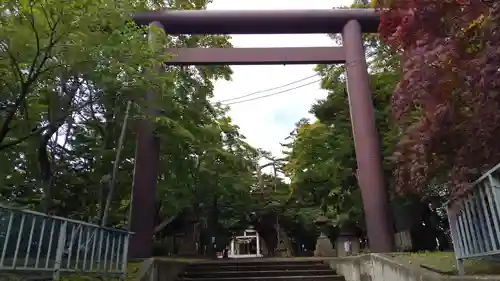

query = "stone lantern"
[[313, 215, 335, 257]]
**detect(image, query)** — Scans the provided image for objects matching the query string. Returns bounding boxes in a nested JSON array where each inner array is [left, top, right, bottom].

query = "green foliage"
[[0, 0, 263, 238], [283, 32, 400, 230]]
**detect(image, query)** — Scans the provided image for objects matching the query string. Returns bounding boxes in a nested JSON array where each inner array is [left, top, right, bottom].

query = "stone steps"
[[178, 259, 344, 281], [179, 276, 344, 281], [183, 269, 335, 278], [187, 264, 330, 272]]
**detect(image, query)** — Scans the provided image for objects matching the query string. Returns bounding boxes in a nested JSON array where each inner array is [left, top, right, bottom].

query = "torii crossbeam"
[[129, 8, 394, 258]]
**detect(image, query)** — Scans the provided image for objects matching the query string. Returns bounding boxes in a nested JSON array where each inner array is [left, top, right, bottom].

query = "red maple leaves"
[[376, 0, 500, 201]]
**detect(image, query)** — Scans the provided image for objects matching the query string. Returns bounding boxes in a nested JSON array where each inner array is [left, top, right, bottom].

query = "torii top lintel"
[[132, 9, 380, 35]]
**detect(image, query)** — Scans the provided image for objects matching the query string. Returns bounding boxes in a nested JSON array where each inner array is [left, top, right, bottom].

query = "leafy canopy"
[[377, 0, 500, 199], [0, 0, 261, 235]]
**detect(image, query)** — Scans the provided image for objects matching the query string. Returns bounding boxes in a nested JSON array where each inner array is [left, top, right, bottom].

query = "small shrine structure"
[[228, 228, 263, 258]]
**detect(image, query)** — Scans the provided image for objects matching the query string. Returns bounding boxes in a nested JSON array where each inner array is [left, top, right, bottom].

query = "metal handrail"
[[0, 205, 132, 280], [0, 204, 132, 234], [446, 164, 500, 275]]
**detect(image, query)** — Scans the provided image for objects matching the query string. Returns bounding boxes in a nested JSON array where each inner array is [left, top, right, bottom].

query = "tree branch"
[[101, 100, 132, 226], [0, 92, 102, 151], [0, 3, 64, 146], [0, 124, 51, 151], [154, 215, 177, 234], [27, 0, 42, 82]]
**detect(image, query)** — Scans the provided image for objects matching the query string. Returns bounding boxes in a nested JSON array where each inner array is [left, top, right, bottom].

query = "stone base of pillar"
[[314, 233, 336, 257]]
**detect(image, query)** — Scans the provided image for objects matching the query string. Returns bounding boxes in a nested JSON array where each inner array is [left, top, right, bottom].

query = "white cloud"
[[208, 0, 352, 168]]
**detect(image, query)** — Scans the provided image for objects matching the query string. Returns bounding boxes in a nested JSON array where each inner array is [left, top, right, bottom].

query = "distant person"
[[344, 240, 352, 256]]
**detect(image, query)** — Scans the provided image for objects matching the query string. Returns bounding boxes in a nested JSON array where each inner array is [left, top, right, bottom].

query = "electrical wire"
[[215, 59, 366, 106], [221, 78, 322, 105], [215, 73, 320, 103]]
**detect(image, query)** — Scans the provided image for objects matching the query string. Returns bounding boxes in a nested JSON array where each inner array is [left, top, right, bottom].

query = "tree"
[[377, 0, 500, 200], [0, 0, 163, 212], [0, 0, 245, 230], [283, 7, 402, 233], [284, 65, 400, 229], [0, 0, 278, 259]]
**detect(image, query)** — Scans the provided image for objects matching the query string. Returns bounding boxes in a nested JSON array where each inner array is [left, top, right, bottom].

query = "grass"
[[123, 261, 142, 281], [390, 251, 500, 275]]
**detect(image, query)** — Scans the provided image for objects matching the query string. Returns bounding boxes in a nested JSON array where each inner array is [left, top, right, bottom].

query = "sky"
[[207, 0, 352, 164]]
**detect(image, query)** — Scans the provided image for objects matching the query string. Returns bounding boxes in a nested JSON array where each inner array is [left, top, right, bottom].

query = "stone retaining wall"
[[326, 254, 500, 281], [133, 254, 500, 281]]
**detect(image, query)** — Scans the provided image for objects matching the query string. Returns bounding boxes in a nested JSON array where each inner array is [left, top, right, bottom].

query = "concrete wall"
[[326, 254, 500, 281], [132, 254, 500, 281]]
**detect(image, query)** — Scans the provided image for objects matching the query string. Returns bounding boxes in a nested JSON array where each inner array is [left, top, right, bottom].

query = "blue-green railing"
[[0, 204, 132, 280], [447, 163, 500, 275]]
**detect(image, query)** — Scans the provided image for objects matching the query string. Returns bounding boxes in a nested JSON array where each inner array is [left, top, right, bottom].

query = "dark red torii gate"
[[129, 8, 394, 258]]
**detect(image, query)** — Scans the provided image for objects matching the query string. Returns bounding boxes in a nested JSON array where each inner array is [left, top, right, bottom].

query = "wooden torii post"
[[129, 8, 394, 258]]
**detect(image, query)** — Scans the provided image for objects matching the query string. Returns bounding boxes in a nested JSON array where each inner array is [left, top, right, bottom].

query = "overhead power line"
[[215, 73, 320, 103], [214, 65, 338, 104], [222, 79, 322, 105]]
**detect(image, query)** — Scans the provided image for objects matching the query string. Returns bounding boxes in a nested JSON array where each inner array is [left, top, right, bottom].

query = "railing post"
[[488, 174, 500, 255], [447, 207, 465, 275], [0, 211, 14, 268], [53, 221, 68, 280], [121, 233, 130, 278], [97, 228, 104, 271], [150, 262, 156, 281]]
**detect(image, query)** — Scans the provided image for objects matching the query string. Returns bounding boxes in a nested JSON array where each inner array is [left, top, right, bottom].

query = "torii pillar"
[[129, 9, 394, 258], [128, 21, 163, 259]]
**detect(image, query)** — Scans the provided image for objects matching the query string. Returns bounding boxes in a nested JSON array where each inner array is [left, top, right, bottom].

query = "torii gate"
[[129, 9, 394, 258]]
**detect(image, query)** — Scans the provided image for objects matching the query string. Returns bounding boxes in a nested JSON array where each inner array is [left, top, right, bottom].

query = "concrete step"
[[182, 269, 336, 278], [179, 276, 344, 281], [185, 263, 331, 272], [179, 259, 344, 281], [187, 259, 325, 266]]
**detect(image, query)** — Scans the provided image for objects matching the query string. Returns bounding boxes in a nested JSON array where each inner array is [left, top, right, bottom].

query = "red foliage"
[[376, 0, 500, 200]]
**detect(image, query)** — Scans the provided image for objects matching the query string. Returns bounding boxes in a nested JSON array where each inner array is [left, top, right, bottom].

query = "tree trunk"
[[37, 77, 80, 213], [39, 123, 63, 213], [207, 196, 219, 258], [101, 100, 131, 226], [276, 226, 294, 257], [178, 208, 199, 257]]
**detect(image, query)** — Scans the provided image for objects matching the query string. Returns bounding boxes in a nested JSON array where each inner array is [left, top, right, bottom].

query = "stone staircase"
[[177, 259, 344, 281]]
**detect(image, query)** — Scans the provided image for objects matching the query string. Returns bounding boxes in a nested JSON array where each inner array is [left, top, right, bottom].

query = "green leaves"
[[0, 0, 263, 234], [283, 33, 400, 229]]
